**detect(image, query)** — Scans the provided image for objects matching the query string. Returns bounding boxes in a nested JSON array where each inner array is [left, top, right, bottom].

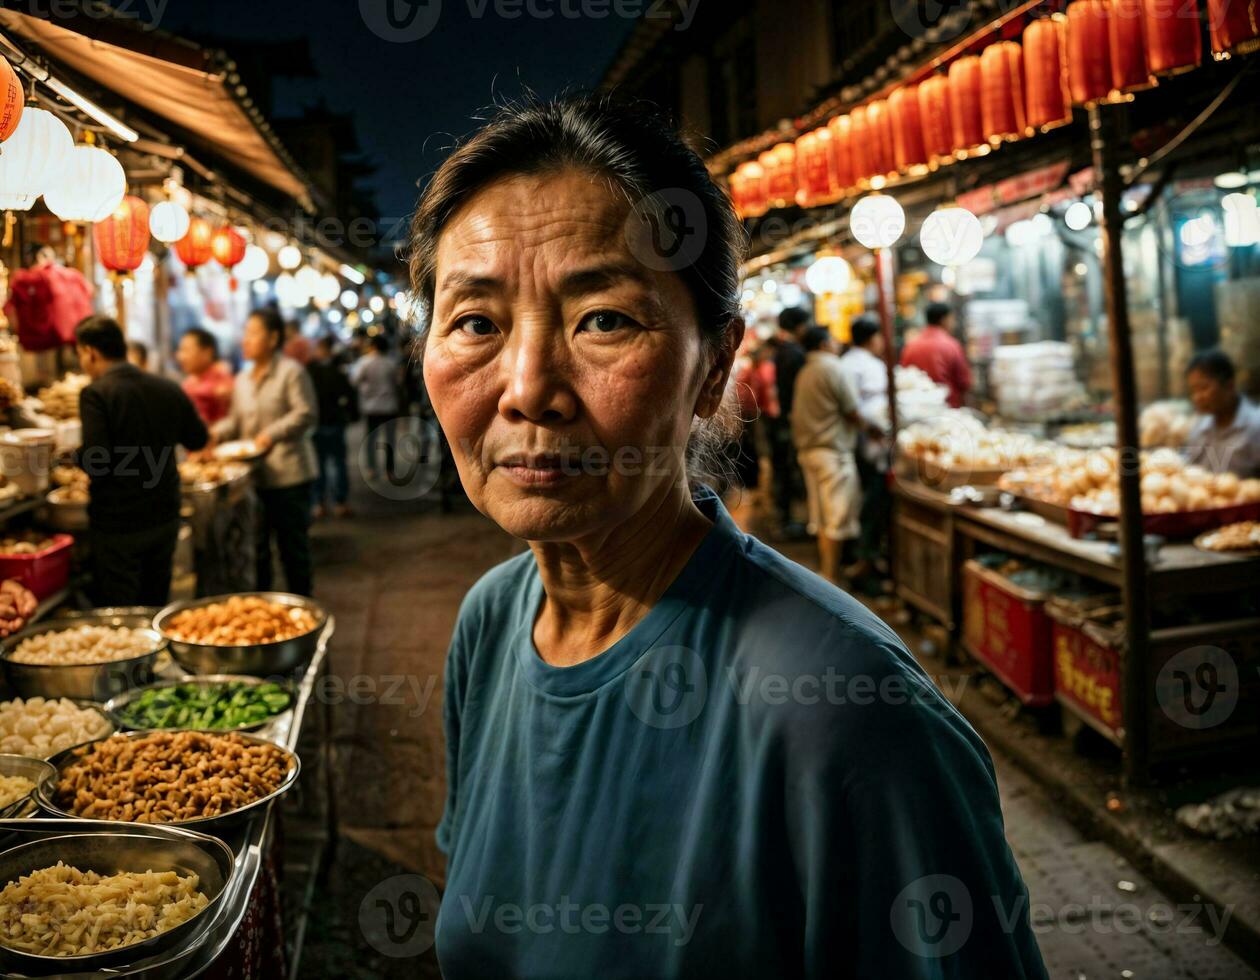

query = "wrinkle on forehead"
[[439, 171, 632, 258]]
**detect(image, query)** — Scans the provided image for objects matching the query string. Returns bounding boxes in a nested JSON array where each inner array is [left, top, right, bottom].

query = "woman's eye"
[[578, 310, 634, 334], [454, 315, 497, 337]]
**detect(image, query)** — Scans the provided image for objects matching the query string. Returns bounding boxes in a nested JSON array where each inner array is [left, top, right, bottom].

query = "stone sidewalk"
[[282, 461, 1260, 978]]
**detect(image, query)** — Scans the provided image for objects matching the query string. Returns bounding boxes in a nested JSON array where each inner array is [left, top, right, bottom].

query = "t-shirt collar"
[[514, 486, 740, 698]]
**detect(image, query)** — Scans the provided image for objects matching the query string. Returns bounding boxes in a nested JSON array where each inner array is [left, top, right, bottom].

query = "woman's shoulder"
[[716, 532, 972, 743]]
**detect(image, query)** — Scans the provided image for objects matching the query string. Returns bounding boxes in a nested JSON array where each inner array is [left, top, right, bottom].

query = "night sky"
[[155, 0, 637, 224]]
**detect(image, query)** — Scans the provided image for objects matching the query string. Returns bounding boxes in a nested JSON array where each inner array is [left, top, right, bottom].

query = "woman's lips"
[[495, 455, 575, 488]]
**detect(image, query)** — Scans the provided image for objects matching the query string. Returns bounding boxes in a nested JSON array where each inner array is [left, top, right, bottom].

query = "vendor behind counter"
[[74, 316, 209, 606], [1184, 348, 1260, 478]]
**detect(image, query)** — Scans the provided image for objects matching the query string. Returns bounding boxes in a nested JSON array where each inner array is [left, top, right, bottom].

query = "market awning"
[[0, 8, 315, 210]]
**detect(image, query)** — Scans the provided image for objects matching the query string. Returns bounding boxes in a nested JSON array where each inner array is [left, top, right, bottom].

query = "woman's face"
[[424, 169, 733, 543], [177, 335, 213, 375], [242, 316, 275, 364]]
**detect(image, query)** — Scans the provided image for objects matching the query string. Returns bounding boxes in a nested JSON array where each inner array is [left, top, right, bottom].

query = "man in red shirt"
[[176, 327, 234, 425], [900, 301, 972, 408]]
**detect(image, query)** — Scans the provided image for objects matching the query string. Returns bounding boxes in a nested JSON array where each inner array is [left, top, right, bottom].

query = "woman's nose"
[[497, 325, 578, 424]]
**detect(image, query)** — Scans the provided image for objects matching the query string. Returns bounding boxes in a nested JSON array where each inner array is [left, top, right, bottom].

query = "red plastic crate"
[[1050, 617, 1124, 743], [0, 533, 73, 600], [962, 560, 1055, 707]]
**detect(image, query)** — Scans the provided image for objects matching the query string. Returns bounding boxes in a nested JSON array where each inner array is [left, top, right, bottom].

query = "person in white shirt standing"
[[791, 326, 862, 583], [839, 316, 892, 582], [352, 334, 403, 478]]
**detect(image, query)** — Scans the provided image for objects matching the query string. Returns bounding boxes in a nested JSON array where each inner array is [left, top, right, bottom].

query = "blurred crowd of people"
[[72, 308, 417, 607], [732, 301, 971, 591]]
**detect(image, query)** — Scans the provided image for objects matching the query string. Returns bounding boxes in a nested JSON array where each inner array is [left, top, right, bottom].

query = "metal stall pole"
[[874, 246, 901, 596], [874, 247, 900, 440], [1089, 103, 1151, 785]]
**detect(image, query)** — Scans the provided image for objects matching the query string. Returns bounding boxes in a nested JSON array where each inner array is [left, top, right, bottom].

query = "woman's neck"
[[529, 485, 712, 668]]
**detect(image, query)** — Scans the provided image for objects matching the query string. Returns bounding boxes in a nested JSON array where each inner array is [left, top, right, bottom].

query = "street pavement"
[[286, 443, 1260, 978]]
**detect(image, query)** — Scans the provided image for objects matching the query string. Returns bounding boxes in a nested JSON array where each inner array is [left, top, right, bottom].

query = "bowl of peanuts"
[[0, 613, 169, 701], [35, 729, 300, 831], [153, 593, 327, 677]]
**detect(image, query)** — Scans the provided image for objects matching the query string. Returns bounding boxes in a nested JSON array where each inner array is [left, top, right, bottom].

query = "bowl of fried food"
[[0, 828, 233, 971], [43, 465, 90, 531], [37, 729, 299, 830], [154, 592, 326, 676]]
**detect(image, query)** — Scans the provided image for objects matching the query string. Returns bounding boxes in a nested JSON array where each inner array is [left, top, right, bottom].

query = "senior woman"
[[418, 96, 1047, 979]]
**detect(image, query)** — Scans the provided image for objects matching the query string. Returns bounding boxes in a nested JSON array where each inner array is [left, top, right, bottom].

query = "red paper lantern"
[[889, 86, 928, 174], [1067, 1, 1114, 105], [1142, 0, 1203, 73], [1110, 0, 1157, 92], [92, 195, 150, 273], [0, 56, 22, 142], [760, 143, 797, 209], [849, 105, 875, 183], [865, 99, 897, 179], [795, 127, 837, 207], [1207, 0, 1260, 58], [948, 56, 987, 156], [211, 225, 247, 269], [1024, 16, 1074, 130], [730, 161, 767, 218], [918, 74, 955, 166], [981, 41, 1028, 144], [174, 216, 214, 270], [826, 114, 856, 192]]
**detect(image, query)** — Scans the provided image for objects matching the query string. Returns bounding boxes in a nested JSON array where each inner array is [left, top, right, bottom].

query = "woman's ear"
[[695, 316, 745, 419]]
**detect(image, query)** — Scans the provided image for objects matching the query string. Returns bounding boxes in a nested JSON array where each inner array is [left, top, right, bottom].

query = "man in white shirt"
[[791, 326, 862, 583], [838, 316, 892, 581], [1184, 348, 1260, 478]]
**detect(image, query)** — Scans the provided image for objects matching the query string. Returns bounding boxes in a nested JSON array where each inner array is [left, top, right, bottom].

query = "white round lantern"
[[235, 244, 270, 282], [149, 201, 191, 243], [294, 265, 321, 298], [804, 255, 853, 295], [315, 273, 341, 306], [278, 244, 302, 270], [44, 145, 126, 222], [920, 207, 984, 267], [849, 194, 905, 250], [0, 107, 74, 211], [1063, 201, 1092, 232], [275, 272, 304, 308], [340, 289, 359, 310]]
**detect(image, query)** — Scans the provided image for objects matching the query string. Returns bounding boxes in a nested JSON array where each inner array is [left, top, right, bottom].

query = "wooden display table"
[[892, 477, 1260, 769]]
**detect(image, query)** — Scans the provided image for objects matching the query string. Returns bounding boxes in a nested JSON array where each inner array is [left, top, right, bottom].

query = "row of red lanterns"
[[93, 198, 249, 275], [729, 0, 1257, 218]]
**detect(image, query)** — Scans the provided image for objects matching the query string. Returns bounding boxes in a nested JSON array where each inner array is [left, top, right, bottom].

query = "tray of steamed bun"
[[998, 447, 1260, 539]]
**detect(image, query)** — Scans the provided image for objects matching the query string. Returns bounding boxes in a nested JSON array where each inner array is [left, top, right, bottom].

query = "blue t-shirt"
[[437, 489, 1048, 979]]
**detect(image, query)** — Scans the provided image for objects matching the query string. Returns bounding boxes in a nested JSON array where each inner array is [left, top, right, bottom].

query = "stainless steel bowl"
[[0, 829, 233, 972], [37, 729, 301, 831], [154, 592, 327, 677], [0, 755, 55, 818], [0, 613, 169, 702], [105, 674, 294, 734]]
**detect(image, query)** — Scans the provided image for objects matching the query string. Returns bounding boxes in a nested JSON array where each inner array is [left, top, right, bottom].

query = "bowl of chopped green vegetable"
[[103, 675, 294, 733]]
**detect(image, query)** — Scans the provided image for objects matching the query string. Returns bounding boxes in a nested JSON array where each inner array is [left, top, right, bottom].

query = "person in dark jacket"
[[306, 336, 356, 518], [770, 306, 811, 539], [75, 316, 208, 606]]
